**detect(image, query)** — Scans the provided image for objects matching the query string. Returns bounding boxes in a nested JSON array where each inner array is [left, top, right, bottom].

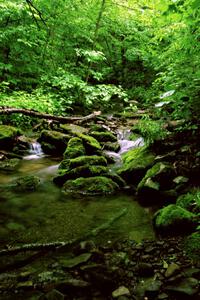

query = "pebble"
[[112, 286, 130, 298]]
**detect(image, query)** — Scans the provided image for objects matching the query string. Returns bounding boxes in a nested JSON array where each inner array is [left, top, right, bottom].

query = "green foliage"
[[133, 116, 168, 144]]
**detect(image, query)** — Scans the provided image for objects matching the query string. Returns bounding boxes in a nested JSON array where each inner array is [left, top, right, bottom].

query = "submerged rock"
[[62, 176, 119, 196], [117, 146, 155, 185], [12, 175, 40, 192], [154, 204, 197, 234], [0, 158, 21, 171]]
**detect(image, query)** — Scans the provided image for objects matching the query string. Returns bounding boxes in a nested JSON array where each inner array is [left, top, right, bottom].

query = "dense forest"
[[0, 1, 200, 299]]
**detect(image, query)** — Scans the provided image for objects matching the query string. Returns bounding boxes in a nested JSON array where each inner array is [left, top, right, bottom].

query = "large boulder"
[[64, 137, 86, 159], [153, 204, 197, 235], [62, 176, 119, 196], [59, 155, 107, 170], [137, 162, 176, 205], [89, 131, 118, 143], [0, 125, 21, 150], [117, 146, 155, 185], [76, 133, 102, 155], [38, 130, 71, 155], [60, 124, 88, 135]]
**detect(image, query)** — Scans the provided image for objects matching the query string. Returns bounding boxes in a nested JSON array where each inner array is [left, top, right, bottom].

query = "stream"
[[0, 132, 155, 249]]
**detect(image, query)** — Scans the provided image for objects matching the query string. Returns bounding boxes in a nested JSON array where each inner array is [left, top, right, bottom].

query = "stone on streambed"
[[0, 158, 21, 171], [117, 146, 155, 185], [38, 130, 71, 155], [63, 137, 86, 159], [137, 162, 176, 205], [62, 176, 119, 196], [0, 125, 21, 150], [153, 204, 197, 235], [12, 175, 40, 192]]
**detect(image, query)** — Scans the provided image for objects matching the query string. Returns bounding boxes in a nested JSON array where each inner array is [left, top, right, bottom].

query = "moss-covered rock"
[[137, 162, 175, 205], [102, 141, 120, 152], [64, 137, 86, 159], [67, 155, 107, 169], [77, 133, 101, 154], [176, 190, 200, 214], [0, 158, 21, 172], [62, 176, 119, 196], [38, 130, 71, 155], [54, 165, 109, 186], [117, 146, 155, 185], [154, 204, 197, 235], [184, 231, 200, 261], [90, 131, 117, 143], [60, 124, 88, 135], [12, 175, 40, 192], [89, 124, 109, 132], [0, 125, 21, 150]]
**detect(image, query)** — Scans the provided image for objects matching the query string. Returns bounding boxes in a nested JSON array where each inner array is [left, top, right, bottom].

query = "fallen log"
[[0, 107, 101, 124], [0, 208, 127, 256]]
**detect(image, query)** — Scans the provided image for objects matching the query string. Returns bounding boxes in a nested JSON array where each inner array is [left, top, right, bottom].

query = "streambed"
[[0, 137, 155, 249]]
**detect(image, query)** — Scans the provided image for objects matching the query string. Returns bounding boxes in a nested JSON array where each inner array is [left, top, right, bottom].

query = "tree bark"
[[0, 107, 101, 124]]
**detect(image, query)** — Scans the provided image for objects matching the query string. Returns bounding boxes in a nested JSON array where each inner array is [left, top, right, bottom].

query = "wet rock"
[[12, 175, 40, 192], [136, 278, 162, 299], [153, 204, 197, 235], [165, 277, 199, 296], [63, 137, 86, 159], [59, 155, 107, 170], [165, 263, 180, 278], [117, 146, 155, 185], [39, 289, 65, 300], [56, 278, 90, 293], [112, 286, 130, 298], [102, 141, 120, 152], [62, 176, 119, 196], [38, 130, 71, 155], [90, 131, 118, 143], [76, 133, 102, 154], [60, 124, 88, 135]]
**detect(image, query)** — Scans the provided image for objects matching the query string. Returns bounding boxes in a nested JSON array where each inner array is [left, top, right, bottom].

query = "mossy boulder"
[[176, 190, 200, 214], [137, 162, 176, 205], [38, 130, 71, 155], [59, 155, 107, 171], [0, 158, 21, 172], [54, 165, 109, 186], [0, 125, 21, 150], [60, 124, 88, 135], [64, 137, 86, 159], [12, 175, 40, 192], [153, 204, 197, 235], [184, 231, 200, 261], [89, 131, 117, 143], [102, 141, 120, 152], [89, 124, 109, 132], [62, 176, 119, 196], [117, 146, 155, 185], [76, 133, 101, 154]]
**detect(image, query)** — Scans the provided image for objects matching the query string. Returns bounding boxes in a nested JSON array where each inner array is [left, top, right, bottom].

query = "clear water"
[[0, 154, 155, 248]]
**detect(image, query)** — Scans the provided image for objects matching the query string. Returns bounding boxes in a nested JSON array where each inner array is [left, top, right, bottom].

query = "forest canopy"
[[0, 0, 199, 119]]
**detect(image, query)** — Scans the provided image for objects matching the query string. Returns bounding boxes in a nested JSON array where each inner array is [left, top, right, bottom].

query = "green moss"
[[68, 155, 107, 168], [0, 158, 21, 171], [54, 165, 108, 186], [62, 176, 119, 196], [90, 131, 117, 143], [0, 125, 21, 149], [177, 190, 200, 214], [102, 141, 120, 152], [77, 133, 101, 154], [60, 124, 88, 135], [89, 124, 109, 132], [117, 146, 155, 184], [154, 204, 196, 234], [184, 231, 200, 261], [63, 137, 86, 159]]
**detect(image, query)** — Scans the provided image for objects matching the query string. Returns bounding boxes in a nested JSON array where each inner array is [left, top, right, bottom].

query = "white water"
[[23, 142, 44, 160]]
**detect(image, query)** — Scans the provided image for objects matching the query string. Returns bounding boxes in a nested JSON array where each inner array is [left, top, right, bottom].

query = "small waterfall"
[[104, 128, 144, 166], [23, 142, 44, 160]]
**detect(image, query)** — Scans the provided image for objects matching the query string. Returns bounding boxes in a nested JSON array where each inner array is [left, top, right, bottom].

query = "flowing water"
[[0, 140, 154, 249]]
